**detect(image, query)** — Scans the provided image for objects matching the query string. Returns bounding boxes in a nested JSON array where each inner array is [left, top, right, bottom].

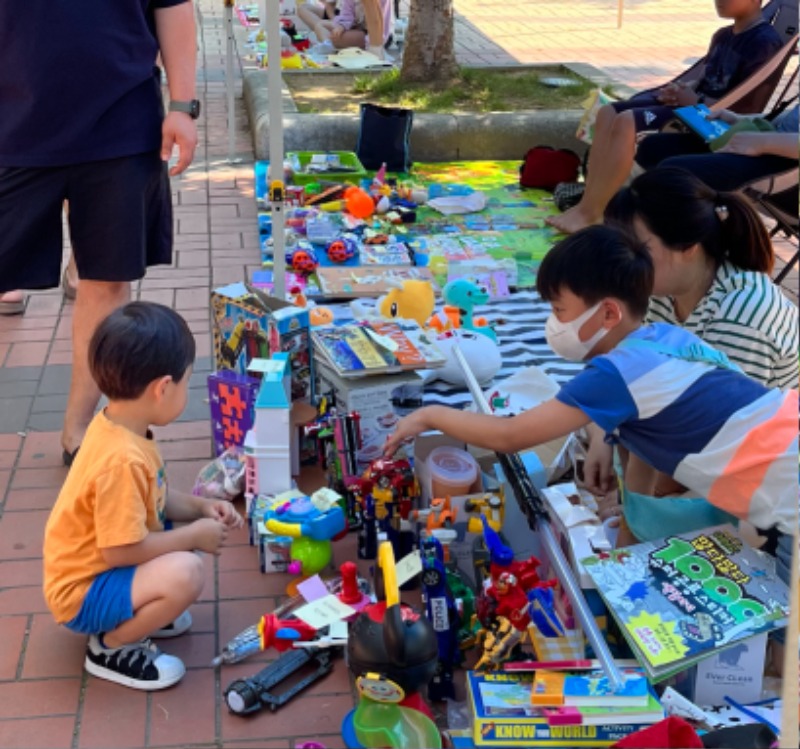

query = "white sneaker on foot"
[[84, 635, 185, 691], [150, 610, 193, 639]]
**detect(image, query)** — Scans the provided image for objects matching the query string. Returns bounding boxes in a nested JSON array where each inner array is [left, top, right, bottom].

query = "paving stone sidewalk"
[[0, 2, 795, 748]]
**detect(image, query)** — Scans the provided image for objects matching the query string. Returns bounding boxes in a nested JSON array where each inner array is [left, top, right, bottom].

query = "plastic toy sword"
[[452, 345, 625, 690]]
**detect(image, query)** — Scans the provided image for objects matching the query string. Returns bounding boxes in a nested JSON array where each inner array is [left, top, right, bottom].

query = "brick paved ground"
[[0, 2, 795, 747]]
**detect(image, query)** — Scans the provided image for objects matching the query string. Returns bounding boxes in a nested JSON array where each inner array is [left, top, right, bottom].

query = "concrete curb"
[[243, 67, 601, 162]]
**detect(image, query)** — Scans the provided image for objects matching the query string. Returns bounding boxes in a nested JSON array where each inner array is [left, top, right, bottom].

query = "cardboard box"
[[207, 370, 260, 456], [211, 282, 314, 402], [316, 364, 424, 469], [693, 633, 767, 707]]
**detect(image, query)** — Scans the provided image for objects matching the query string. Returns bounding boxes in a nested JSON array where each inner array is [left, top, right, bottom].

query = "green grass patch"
[[287, 67, 601, 114]]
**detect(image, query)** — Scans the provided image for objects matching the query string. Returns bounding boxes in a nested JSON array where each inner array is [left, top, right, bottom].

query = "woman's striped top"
[[647, 262, 798, 390]]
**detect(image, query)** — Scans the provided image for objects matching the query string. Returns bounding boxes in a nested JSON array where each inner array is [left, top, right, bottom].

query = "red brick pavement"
[[0, 1, 795, 747]]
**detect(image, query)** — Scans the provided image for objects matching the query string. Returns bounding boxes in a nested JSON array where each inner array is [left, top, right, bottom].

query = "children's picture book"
[[312, 319, 446, 378], [315, 265, 437, 298], [467, 671, 657, 747], [581, 525, 790, 682], [674, 104, 730, 143]]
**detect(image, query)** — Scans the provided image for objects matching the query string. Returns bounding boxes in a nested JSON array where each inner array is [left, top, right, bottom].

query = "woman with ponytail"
[[604, 167, 797, 390]]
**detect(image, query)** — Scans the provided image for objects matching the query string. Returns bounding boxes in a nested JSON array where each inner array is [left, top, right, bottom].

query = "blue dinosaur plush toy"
[[436, 278, 497, 342]]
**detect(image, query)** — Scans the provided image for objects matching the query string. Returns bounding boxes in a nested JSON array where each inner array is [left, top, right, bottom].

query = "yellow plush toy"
[[378, 280, 435, 328]]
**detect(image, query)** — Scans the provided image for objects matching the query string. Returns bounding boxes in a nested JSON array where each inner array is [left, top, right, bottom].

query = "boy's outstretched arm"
[[384, 399, 590, 456]]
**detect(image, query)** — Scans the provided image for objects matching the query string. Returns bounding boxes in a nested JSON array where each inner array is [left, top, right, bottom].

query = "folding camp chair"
[[740, 167, 800, 285]]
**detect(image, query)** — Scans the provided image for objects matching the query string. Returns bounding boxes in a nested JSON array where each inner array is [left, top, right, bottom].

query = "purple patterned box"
[[208, 370, 260, 455]]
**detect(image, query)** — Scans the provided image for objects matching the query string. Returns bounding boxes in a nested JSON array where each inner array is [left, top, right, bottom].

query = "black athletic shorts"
[[610, 92, 676, 134], [0, 151, 172, 293]]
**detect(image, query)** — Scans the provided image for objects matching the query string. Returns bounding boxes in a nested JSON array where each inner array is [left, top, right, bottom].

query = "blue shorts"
[[65, 566, 136, 635]]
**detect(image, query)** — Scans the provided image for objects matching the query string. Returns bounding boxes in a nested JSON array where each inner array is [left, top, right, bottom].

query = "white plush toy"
[[419, 329, 502, 386]]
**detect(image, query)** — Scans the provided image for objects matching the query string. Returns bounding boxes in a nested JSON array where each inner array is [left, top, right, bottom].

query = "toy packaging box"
[[316, 364, 424, 471], [207, 370, 260, 456], [211, 282, 314, 402], [466, 671, 646, 747]]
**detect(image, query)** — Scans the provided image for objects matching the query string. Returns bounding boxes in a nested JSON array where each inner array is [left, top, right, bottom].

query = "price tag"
[[293, 594, 355, 630], [395, 550, 422, 588], [297, 575, 329, 603]]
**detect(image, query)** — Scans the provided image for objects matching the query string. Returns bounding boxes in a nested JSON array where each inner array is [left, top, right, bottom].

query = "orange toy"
[[343, 186, 374, 219]]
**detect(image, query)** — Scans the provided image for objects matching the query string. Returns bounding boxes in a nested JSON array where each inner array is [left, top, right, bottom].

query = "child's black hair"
[[536, 225, 654, 318], [605, 167, 774, 274], [89, 302, 196, 400]]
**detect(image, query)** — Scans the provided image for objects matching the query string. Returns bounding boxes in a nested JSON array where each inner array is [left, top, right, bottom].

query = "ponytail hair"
[[605, 167, 774, 274]]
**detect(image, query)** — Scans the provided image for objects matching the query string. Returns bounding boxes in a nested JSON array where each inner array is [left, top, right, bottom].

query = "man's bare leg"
[[547, 108, 637, 234], [62, 279, 130, 456]]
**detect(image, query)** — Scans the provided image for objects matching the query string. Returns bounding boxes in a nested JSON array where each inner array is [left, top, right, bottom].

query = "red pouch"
[[519, 146, 581, 191]]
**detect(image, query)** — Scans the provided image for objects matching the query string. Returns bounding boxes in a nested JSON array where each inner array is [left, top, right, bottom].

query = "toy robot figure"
[[474, 616, 525, 672]]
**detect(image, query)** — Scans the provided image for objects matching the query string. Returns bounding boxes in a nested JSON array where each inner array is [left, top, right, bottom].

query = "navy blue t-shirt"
[[697, 21, 783, 100], [0, 0, 188, 167]]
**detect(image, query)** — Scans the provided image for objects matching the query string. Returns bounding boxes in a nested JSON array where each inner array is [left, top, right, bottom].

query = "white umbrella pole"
[[224, 0, 237, 162], [266, 0, 286, 299]]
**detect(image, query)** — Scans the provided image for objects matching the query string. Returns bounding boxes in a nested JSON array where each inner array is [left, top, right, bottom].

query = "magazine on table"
[[581, 524, 790, 681]]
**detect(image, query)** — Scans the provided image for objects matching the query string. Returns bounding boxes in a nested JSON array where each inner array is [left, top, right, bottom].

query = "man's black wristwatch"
[[169, 99, 201, 119]]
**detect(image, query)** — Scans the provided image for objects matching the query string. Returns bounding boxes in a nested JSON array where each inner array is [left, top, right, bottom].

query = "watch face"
[[190, 100, 201, 119]]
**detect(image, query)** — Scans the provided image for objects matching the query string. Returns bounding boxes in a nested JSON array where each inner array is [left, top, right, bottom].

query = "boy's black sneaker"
[[85, 635, 185, 690]]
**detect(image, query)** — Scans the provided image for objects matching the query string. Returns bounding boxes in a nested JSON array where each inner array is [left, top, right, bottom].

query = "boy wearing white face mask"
[[384, 225, 798, 543]]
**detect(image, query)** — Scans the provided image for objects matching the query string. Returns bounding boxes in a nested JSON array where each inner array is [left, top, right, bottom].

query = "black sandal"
[[62, 447, 80, 467]]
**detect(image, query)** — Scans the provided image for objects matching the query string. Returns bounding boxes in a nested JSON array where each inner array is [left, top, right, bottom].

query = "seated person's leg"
[[635, 132, 709, 171], [333, 28, 368, 50], [660, 152, 799, 193], [548, 109, 643, 234]]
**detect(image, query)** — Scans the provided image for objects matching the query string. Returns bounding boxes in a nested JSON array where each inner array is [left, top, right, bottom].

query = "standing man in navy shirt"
[[0, 1, 199, 466]]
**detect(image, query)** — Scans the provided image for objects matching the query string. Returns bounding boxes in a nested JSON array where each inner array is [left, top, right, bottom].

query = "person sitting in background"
[[546, 0, 782, 234], [635, 104, 799, 213], [299, 0, 393, 57]]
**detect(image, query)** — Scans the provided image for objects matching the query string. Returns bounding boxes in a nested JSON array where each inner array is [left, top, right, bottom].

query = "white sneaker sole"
[[84, 656, 186, 691]]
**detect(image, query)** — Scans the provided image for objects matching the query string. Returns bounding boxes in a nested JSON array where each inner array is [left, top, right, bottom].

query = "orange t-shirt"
[[43, 411, 167, 624]]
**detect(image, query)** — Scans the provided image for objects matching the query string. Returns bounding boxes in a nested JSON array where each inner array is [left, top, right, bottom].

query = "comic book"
[[312, 319, 445, 378], [581, 525, 790, 682]]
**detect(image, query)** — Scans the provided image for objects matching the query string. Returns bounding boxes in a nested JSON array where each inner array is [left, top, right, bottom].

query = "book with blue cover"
[[674, 104, 730, 142]]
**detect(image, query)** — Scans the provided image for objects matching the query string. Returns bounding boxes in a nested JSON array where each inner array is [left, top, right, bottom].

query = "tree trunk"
[[400, 0, 459, 84]]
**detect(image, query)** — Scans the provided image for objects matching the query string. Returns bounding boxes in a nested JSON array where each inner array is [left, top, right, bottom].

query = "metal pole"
[[266, 0, 286, 299], [452, 345, 625, 690], [224, 0, 237, 163]]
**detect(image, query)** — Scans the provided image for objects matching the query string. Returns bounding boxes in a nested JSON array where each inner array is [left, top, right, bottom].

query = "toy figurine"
[[474, 616, 526, 672], [285, 245, 319, 274], [326, 236, 358, 264]]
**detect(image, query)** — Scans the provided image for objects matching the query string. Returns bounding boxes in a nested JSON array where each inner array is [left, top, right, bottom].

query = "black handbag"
[[356, 103, 413, 172]]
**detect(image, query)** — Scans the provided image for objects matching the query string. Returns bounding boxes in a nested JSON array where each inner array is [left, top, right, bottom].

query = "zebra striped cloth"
[[419, 292, 583, 409]]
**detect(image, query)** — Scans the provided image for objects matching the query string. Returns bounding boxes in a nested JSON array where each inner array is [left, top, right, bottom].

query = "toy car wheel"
[[422, 568, 442, 588], [225, 680, 260, 714]]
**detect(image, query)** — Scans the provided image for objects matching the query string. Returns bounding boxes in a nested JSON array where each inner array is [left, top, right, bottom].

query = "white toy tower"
[[244, 353, 293, 496]]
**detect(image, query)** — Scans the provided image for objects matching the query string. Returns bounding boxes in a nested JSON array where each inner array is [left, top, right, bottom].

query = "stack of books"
[[467, 669, 664, 747], [312, 319, 446, 378]]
